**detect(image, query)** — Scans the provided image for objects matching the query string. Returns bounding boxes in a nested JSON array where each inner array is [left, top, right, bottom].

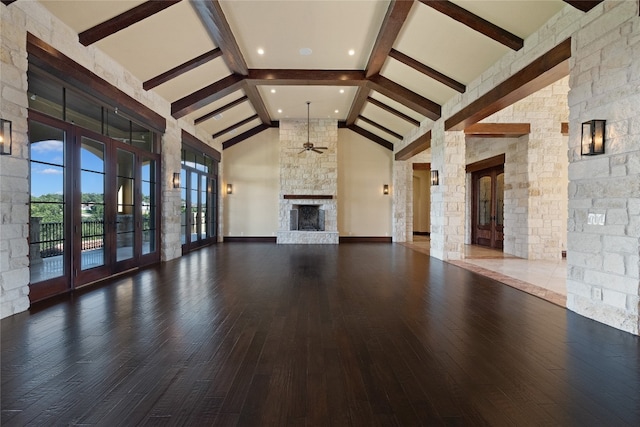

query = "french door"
[[29, 113, 160, 301], [472, 166, 504, 250]]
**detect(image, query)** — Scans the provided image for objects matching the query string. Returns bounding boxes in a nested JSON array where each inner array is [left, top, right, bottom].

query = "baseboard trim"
[[339, 236, 392, 243], [224, 236, 277, 243]]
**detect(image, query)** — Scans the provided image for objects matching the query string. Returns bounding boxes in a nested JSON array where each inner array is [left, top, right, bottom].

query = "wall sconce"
[[430, 170, 439, 186], [383, 184, 389, 195], [0, 119, 12, 155], [581, 119, 605, 156], [172, 172, 180, 188], [226, 183, 233, 195]]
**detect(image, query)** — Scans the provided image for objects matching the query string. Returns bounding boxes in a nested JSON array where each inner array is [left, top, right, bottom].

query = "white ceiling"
[[38, 0, 567, 146]]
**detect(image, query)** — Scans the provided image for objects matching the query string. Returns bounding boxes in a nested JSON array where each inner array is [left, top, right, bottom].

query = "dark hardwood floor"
[[2, 243, 639, 426]]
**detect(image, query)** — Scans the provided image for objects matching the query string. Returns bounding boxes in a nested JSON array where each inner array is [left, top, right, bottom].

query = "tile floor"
[[401, 236, 567, 307]]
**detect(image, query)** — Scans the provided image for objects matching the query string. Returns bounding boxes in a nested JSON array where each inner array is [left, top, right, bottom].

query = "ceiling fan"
[[299, 101, 328, 154]]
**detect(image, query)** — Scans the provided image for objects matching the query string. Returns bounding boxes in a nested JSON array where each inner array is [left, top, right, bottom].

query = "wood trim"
[[466, 154, 505, 173], [389, 49, 466, 93], [346, 125, 394, 151], [191, 0, 248, 75], [143, 48, 222, 90], [222, 123, 271, 150], [346, 87, 371, 125], [242, 82, 272, 124], [171, 73, 244, 118], [464, 123, 530, 138], [181, 130, 221, 162], [413, 163, 430, 170], [224, 237, 276, 243], [365, 0, 415, 78], [395, 130, 432, 161], [368, 74, 441, 121], [563, 1, 604, 12], [283, 195, 333, 200], [339, 236, 392, 243], [212, 114, 259, 139], [366, 97, 421, 127], [27, 33, 166, 132], [413, 231, 430, 236], [194, 95, 248, 125], [247, 69, 367, 86], [561, 122, 569, 135], [79, 0, 182, 46], [445, 38, 571, 131], [419, 0, 523, 51], [357, 116, 403, 140]]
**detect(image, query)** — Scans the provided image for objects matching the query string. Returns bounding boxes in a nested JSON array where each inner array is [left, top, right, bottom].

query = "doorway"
[[471, 165, 504, 249]]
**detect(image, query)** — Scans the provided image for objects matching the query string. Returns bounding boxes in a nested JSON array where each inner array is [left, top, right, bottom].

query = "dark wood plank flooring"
[[2, 243, 639, 426]]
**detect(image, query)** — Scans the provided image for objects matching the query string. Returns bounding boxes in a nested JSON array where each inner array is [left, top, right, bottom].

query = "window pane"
[[28, 71, 64, 120], [106, 109, 130, 142], [478, 176, 492, 226], [29, 122, 65, 166], [496, 173, 504, 226], [66, 90, 102, 134], [81, 137, 105, 270]]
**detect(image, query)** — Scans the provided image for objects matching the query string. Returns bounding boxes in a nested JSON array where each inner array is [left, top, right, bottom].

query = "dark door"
[[472, 166, 504, 249]]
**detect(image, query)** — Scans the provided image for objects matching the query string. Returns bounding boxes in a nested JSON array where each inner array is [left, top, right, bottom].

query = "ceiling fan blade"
[[312, 149, 323, 154], [314, 147, 328, 150], [298, 149, 307, 154]]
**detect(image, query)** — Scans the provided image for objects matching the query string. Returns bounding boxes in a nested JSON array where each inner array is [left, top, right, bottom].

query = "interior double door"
[[75, 129, 159, 286], [472, 166, 504, 250]]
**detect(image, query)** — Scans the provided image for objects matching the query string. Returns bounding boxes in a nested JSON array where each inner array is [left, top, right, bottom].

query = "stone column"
[[392, 160, 412, 242], [430, 123, 466, 261], [160, 120, 182, 262]]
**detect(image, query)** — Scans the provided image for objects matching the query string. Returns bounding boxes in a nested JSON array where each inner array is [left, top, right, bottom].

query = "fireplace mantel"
[[283, 195, 333, 200]]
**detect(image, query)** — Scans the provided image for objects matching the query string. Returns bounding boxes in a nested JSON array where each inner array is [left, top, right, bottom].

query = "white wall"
[[338, 129, 393, 237], [222, 128, 280, 237]]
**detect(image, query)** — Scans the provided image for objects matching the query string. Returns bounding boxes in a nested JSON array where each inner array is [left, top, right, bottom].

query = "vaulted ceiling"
[[32, 0, 600, 150]]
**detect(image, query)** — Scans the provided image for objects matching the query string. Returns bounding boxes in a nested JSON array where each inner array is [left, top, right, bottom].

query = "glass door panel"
[[116, 149, 135, 262], [190, 171, 199, 242], [200, 175, 207, 240], [80, 137, 106, 270], [141, 157, 157, 255], [29, 121, 67, 284]]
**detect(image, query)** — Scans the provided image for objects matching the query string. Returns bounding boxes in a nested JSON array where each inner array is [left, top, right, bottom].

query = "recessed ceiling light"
[[348, 49, 355, 56], [257, 48, 265, 55], [334, 110, 339, 114], [339, 89, 345, 94], [270, 89, 276, 94], [277, 109, 282, 113], [299, 47, 312, 56]]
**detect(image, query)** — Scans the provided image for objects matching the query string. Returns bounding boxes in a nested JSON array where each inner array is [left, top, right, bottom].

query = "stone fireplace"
[[276, 118, 339, 244]]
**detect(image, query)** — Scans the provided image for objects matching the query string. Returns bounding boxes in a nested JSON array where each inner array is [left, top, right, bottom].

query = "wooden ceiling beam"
[[222, 123, 271, 150], [389, 49, 466, 93], [563, 1, 604, 12], [1, 1, 18, 5], [79, 0, 182, 46], [213, 114, 259, 139], [247, 69, 367, 86], [419, 0, 523, 51], [143, 48, 222, 90], [242, 82, 272, 124], [446, 38, 571, 131], [464, 123, 530, 138], [357, 116, 403, 140], [171, 73, 244, 118], [395, 130, 432, 161], [347, 125, 394, 151], [366, 97, 420, 127], [346, 87, 371, 126], [191, 0, 248, 75], [367, 74, 441, 121], [365, 0, 415, 78], [194, 95, 248, 125]]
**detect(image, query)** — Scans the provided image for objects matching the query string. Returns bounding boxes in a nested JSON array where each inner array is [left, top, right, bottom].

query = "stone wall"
[[566, 0, 640, 334], [1, 3, 30, 318], [277, 119, 338, 244]]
